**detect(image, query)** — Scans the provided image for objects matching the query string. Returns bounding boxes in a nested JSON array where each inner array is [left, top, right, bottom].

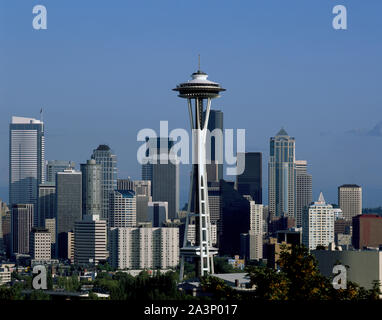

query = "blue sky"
[[1, 0, 382, 207]]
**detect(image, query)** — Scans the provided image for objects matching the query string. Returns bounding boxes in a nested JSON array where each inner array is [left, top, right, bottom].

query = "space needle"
[[173, 58, 225, 280]]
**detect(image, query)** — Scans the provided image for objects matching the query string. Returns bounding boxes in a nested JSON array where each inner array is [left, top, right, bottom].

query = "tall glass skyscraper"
[[80, 159, 102, 217], [56, 169, 82, 259], [91, 145, 117, 223], [268, 128, 296, 220], [9, 117, 45, 219]]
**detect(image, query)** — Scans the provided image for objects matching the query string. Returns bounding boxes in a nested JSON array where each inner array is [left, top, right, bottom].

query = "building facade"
[[148, 201, 168, 227], [30, 228, 51, 261], [9, 117, 45, 223], [56, 169, 82, 259], [302, 193, 335, 250], [236, 152, 262, 204], [204, 109, 224, 182], [46, 160, 75, 184], [352, 214, 382, 249], [81, 159, 102, 217], [109, 190, 136, 228], [109, 227, 179, 270], [141, 138, 179, 220], [91, 145, 117, 223], [268, 128, 296, 220], [295, 160, 312, 228], [11, 204, 34, 255], [338, 184, 362, 221], [74, 215, 108, 265], [37, 183, 56, 227]]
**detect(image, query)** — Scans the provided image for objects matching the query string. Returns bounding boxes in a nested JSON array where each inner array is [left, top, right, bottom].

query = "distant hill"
[[363, 207, 382, 215]]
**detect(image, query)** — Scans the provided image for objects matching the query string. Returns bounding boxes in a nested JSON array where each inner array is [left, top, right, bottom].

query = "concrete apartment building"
[[109, 227, 179, 270], [30, 228, 51, 261]]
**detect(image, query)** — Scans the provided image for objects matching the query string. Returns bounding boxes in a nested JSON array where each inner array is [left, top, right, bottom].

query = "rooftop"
[[339, 184, 361, 188], [96, 144, 110, 151], [11, 116, 42, 124]]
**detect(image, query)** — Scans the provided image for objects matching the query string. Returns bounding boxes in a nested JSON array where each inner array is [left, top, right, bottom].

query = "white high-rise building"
[[109, 190, 136, 228], [248, 201, 263, 260], [109, 227, 179, 270], [74, 215, 108, 265], [9, 116, 45, 224], [303, 192, 335, 250], [249, 201, 263, 234], [338, 184, 362, 221], [268, 128, 296, 220]]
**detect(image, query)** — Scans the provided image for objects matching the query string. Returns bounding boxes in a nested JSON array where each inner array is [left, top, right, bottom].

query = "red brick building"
[[352, 215, 382, 249]]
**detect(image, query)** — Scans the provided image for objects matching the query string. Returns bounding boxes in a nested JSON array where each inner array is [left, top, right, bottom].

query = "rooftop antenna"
[[198, 54, 200, 71], [40, 107, 43, 122]]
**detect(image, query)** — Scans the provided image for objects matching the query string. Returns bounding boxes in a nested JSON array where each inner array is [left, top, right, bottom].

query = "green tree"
[[246, 266, 290, 300]]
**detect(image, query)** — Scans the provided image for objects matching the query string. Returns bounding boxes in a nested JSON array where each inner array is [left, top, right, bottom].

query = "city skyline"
[[1, 1, 382, 208]]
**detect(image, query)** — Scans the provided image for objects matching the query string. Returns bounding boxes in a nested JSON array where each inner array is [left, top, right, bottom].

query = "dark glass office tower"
[[236, 152, 262, 204], [203, 110, 224, 182], [56, 169, 82, 259], [141, 137, 179, 220]]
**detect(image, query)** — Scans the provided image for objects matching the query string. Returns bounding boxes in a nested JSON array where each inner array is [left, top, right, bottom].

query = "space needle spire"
[[173, 62, 225, 280]]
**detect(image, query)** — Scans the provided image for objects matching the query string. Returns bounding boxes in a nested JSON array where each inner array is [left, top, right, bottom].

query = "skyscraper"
[[56, 169, 82, 259], [148, 201, 168, 227], [204, 109, 224, 182], [109, 190, 136, 228], [219, 180, 251, 256], [268, 128, 296, 220], [46, 160, 75, 184], [295, 160, 312, 228], [141, 138, 179, 220], [81, 159, 102, 217], [91, 145, 117, 223], [9, 117, 45, 219], [135, 181, 152, 223], [11, 204, 34, 255], [74, 215, 108, 265], [302, 193, 335, 250], [338, 184, 362, 221], [236, 152, 262, 204], [37, 182, 56, 227]]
